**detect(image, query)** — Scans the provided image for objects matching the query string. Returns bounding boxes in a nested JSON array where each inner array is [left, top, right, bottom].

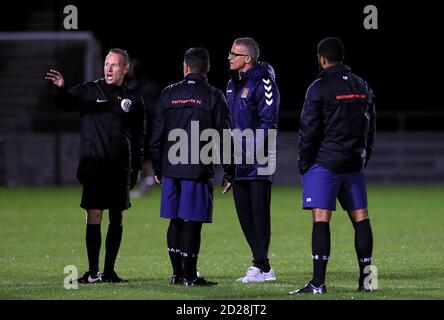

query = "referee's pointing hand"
[[45, 69, 65, 88]]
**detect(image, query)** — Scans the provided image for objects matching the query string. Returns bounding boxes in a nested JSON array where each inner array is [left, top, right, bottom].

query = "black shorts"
[[77, 159, 131, 211]]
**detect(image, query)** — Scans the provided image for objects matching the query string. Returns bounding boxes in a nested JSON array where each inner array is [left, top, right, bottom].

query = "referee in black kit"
[[46, 48, 145, 283]]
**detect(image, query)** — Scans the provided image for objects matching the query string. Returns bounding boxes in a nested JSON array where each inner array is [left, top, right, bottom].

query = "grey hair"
[[108, 48, 130, 67], [233, 37, 260, 62]]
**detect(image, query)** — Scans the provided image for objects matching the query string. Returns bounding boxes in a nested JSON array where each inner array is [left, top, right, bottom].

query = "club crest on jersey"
[[241, 87, 249, 98], [120, 99, 132, 112]]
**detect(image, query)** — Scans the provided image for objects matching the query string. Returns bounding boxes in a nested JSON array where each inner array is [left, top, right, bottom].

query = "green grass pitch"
[[1, 185, 443, 300]]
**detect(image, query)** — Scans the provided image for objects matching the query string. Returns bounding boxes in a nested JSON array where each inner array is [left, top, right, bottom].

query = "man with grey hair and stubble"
[[226, 37, 280, 283]]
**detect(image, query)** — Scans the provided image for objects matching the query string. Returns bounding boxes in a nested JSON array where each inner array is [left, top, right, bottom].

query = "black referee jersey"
[[55, 78, 146, 210]]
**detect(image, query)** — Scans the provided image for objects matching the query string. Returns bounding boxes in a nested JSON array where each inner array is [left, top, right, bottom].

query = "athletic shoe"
[[102, 270, 128, 283], [183, 273, 217, 286], [236, 266, 276, 283], [358, 276, 374, 292], [289, 281, 327, 294], [75, 270, 102, 284], [170, 275, 183, 285], [358, 283, 373, 292]]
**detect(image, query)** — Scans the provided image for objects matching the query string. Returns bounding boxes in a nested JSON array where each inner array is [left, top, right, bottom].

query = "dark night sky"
[[2, 0, 442, 129]]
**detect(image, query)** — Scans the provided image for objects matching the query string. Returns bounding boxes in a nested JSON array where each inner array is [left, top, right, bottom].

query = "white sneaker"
[[236, 266, 276, 283], [262, 268, 276, 281]]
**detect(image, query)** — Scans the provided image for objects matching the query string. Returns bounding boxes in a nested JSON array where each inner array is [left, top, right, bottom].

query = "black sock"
[[180, 221, 202, 281], [311, 222, 330, 287], [104, 224, 123, 274], [354, 219, 373, 285], [253, 259, 271, 273], [181, 253, 198, 282], [167, 219, 185, 278], [86, 224, 101, 273]]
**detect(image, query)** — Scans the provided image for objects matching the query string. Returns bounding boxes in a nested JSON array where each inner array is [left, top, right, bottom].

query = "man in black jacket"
[[46, 48, 145, 283], [150, 47, 234, 286], [291, 38, 376, 294]]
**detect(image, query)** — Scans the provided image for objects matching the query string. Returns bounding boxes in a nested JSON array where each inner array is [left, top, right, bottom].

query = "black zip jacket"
[[298, 64, 376, 174], [150, 73, 234, 182], [55, 78, 145, 179]]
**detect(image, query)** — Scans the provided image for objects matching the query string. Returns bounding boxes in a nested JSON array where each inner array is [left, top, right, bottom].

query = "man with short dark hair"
[[226, 37, 280, 283], [46, 48, 145, 284], [150, 47, 234, 286], [290, 37, 376, 294]]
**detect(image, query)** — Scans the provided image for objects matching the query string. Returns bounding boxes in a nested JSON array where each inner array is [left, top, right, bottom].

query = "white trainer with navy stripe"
[[236, 266, 276, 283]]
